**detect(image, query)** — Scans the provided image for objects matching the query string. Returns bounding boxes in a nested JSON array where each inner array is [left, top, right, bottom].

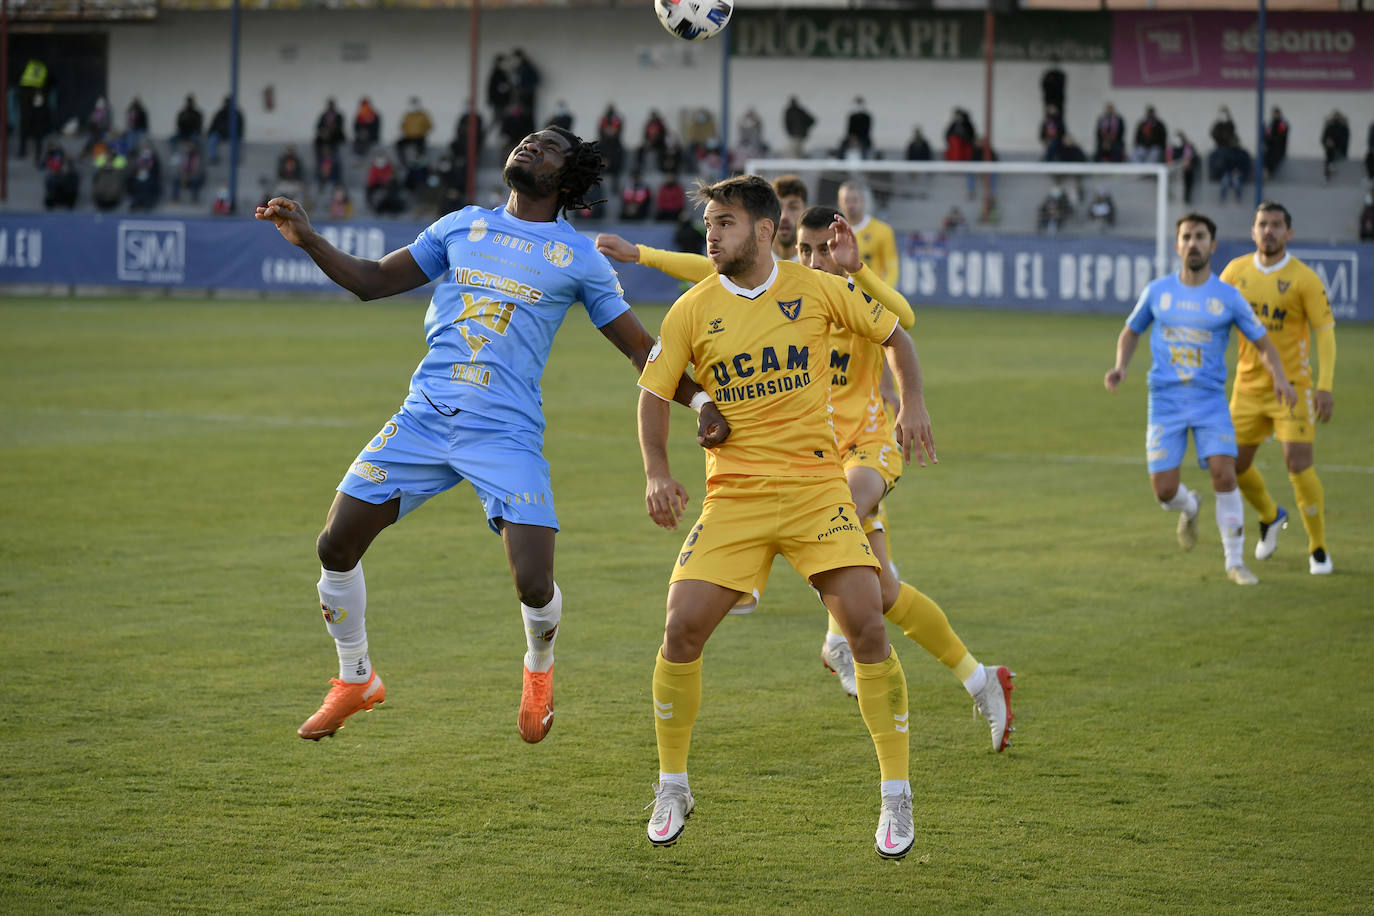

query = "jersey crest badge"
[[1160, 292, 1172, 312], [468, 217, 488, 242], [777, 297, 802, 321], [1206, 297, 1224, 316], [1277, 279, 1291, 293], [543, 241, 574, 268]]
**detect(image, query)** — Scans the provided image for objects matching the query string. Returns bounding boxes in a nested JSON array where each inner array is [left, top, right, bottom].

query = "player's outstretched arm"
[[830, 217, 914, 327], [881, 328, 936, 468], [255, 197, 428, 301], [1313, 324, 1336, 422], [600, 311, 730, 447], [1254, 335, 1298, 407], [638, 389, 690, 530], [1104, 327, 1139, 393], [595, 233, 641, 263]]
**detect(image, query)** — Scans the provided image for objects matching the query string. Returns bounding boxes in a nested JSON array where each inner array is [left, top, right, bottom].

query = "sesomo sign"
[[731, 11, 1110, 62]]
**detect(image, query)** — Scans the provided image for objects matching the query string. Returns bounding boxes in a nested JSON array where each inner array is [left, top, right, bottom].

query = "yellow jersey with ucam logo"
[[1221, 252, 1334, 396], [826, 264, 915, 449], [639, 259, 900, 481]]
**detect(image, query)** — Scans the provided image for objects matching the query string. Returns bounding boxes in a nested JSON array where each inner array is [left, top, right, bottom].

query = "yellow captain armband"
[[1314, 324, 1335, 391]]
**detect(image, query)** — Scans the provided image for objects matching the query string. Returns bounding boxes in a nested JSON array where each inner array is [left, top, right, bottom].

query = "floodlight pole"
[[719, 23, 731, 180], [228, 0, 241, 212], [466, 0, 479, 204], [1254, 0, 1267, 207], [1, 0, 9, 203]]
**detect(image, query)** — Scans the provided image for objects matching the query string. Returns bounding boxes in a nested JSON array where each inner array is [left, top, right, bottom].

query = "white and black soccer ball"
[[654, 0, 733, 42]]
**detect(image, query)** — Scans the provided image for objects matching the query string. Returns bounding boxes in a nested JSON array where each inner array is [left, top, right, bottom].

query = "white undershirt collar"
[[1251, 252, 1290, 275], [717, 261, 779, 300], [852, 215, 872, 233]]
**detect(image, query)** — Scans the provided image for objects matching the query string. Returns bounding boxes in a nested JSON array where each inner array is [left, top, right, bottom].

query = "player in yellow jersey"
[[1219, 202, 1337, 575], [637, 175, 935, 859], [839, 180, 900, 286], [598, 203, 1016, 753]]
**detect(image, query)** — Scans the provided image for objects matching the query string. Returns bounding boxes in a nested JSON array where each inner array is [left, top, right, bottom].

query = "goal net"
[[745, 157, 1176, 314]]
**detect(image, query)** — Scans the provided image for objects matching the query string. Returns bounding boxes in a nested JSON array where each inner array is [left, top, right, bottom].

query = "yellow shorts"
[[842, 435, 902, 533], [1230, 386, 1315, 445], [669, 475, 880, 593]]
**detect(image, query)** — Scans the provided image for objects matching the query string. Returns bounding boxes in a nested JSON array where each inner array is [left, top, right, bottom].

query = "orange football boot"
[[517, 664, 554, 743], [298, 671, 385, 740]]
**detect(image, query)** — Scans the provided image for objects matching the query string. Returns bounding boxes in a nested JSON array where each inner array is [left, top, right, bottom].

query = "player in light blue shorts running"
[[1104, 212, 1294, 585], [257, 126, 729, 744]]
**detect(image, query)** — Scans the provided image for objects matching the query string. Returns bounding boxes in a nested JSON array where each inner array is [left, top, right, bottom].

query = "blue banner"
[[0, 213, 1367, 322]]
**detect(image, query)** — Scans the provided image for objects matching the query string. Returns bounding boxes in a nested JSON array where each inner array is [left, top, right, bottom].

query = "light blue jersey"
[[1126, 271, 1267, 473], [406, 205, 631, 432], [1125, 272, 1266, 395]]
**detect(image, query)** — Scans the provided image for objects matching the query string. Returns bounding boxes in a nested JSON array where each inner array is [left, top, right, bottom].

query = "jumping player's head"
[[1252, 200, 1293, 259], [771, 174, 808, 252], [692, 174, 780, 278], [837, 181, 867, 224], [502, 126, 607, 216], [1174, 212, 1218, 273], [795, 205, 847, 277]]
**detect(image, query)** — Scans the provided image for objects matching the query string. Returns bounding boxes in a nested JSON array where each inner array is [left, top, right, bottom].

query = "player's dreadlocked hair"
[[548, 125, 608, 216]]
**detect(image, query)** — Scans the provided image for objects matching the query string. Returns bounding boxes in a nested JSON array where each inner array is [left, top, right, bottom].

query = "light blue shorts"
[[337, 400, 559, 533], [1145, 390, 1237, 474]]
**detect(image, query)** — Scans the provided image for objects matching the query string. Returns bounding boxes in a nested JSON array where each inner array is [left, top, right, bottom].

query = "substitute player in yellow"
[[637, 175, 935, 859], [839, 180, 900, 286], [598, 205, 1016, 752], [1220, 202, 1337, 574]]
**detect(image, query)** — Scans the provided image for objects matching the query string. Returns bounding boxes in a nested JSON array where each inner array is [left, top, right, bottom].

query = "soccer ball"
[[654, 0, 732, 41]]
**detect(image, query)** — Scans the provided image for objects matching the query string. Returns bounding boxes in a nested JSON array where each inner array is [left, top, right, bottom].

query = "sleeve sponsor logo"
[[647, 338, 663, 362]]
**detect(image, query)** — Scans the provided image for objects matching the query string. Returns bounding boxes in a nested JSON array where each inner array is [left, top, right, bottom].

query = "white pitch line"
[[23, 407, 362, 428]]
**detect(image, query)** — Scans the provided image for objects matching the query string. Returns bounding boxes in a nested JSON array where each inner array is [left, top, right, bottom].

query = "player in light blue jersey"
[[257, 127, 728, 744], [1105, 212, 1295, 585]]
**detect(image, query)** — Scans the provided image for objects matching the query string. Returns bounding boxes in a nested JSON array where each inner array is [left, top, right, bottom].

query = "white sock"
[[1160, 485, 1197, 516], [1215, 488, 1245, 568], [521, 582, 562, 673], [824, 631, 849, 650], [881, 779, 911, 798], [963, 663, 988, 697], [659, 771, 690, 790], [318, 564, 371, 683]]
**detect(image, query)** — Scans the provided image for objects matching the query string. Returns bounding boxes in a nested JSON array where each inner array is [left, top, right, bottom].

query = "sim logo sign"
[[117, 220, 186, 283]]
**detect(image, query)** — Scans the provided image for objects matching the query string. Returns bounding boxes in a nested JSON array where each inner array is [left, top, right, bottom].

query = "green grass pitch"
[[1, 296, 1371, 913]]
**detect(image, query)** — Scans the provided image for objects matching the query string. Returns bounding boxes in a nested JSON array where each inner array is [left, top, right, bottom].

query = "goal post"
[[745, 156, 1175, 292]]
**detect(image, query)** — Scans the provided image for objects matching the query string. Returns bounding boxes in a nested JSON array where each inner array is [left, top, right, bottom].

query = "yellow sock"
[[652, 648, 702, 775], [884, 582, 972, 674], [854, 648, 909, 783], [1236, 465, 1279, 524], [826, 612, 844, 637], [1289, 467, 1326, 553]]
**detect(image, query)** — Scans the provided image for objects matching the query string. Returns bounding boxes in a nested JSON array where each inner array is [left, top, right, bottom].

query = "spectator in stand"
[[402, 152, 430, 195], [597, 103, 626, 184], [126, 141, 162, 212], [125, 97, 149, 150], [782, 96, 814, 158], [654, 172, 685, 222], [660, 132, 685, 176], [45, 155, 79, 210], [1059, 133, 1087, 163], [682, 107, 717, 163], [432, 153, 464, 215], [17, 56, 48, 159], [638, 108, 668, 172], [353, 96, 381, 159], [486, 55, 512, 121], [326, 184, 353, 220], [735, 107, 767, 167], [316, 146, 344, 192], [1208, 110, 1250, 203], [1320, 110, 1349, 182], [1210, 106, 1239, 150], [173, 94, 203, 146], [1365, 119, 1374, 181], [365, 151, 403, 215], [547, 99, 573, 131], [620, 171, 651, 220], [1039, 103, 1066, 161], [277, 144, 304, 182], [22, 93, 52, 163], [314, 98, 346, 166], [944, 107, 975, 162], [207, 96, 245, 165], [84, 96, 112, 156], [1359, 191, 1374, 241], [1093, 103, 1125, 163], [841, 96, 873, 159], [498, 99, 535, 153], [512, 48, 540, 113], [449, 109, 483, 172], [940, 206, 967, 238], [1263, 106, 1289, 179], [905, 126, 931, 161], [1132, 105, 1168, 164], [170, 140, 205, 203], [1087, 189, 1116, 227], [212, 184, 233, 215], [92, 148, 127, 211], [1036, 185, 1072, 236], [1041, 56, 1065, 111], [396, 97, 433, 165], [1168, 131, 1200, 205]]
